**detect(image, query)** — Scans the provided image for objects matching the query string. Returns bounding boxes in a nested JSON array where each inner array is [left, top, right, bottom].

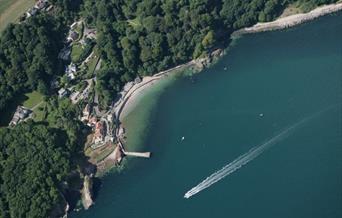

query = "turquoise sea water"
[[72, 12, 342, 218]]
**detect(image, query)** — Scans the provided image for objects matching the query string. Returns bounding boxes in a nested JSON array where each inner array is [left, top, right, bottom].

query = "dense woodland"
[[0, 15, 65, 112], [0, 0, 338, 217], [0, 98, 85, 218], [0, 122, 71, 218], [81, 0, 338, 106], [0, 0, 338, 110]]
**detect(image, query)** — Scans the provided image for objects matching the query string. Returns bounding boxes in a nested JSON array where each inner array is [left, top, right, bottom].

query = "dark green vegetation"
[[49, 0, 83, 21], [0, 122, 70, 218], [0, 98, 88, 218], [0, 15, 64, 112], [81, 0, 338, 107], [296, 0, 338, 11], [0, 0, 85, 115], [0, 0, 339, 217]]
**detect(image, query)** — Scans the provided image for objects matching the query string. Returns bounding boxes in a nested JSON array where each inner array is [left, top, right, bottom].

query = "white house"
[[26, 8, 38, 18], [65, 63, 77, 80], [58, 88, 69, 98]]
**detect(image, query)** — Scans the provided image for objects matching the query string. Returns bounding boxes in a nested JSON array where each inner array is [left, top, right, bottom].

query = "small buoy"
[[259, 113, 264, 117], [181, 136, 185, 141]]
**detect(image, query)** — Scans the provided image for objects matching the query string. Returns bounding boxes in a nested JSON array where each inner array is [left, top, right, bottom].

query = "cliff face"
[[81, 175, 94, 210]]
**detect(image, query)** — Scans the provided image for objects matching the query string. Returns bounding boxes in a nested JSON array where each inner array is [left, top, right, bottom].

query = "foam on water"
[[184, 110, 326, 199]]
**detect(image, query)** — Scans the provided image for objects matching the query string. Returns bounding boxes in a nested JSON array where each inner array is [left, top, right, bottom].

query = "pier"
[[118, 139, 151, 158], [123, 151, 151, 158]]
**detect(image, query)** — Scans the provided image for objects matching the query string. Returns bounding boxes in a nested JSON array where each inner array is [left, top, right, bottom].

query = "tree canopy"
[[82, 0, 338, 107], [0, 15, 65, 112], [0, 97, 86, 218], [0, 122, 70, 218]]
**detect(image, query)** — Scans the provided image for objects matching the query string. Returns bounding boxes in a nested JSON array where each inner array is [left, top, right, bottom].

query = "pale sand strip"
[[117, 60, 198, 121], [233, 3, 342, 36]]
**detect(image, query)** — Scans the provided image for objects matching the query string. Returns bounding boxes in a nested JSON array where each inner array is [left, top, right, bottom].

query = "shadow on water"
[[92, 177, 103, 201], [63, 175, 102, 211], [64, 189, 81, 210]]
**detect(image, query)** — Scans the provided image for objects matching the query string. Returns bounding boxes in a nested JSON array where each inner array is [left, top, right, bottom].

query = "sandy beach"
[[117, 76, 161, 120], [116, 59, 202, 121], [233, 2, 342, 36]]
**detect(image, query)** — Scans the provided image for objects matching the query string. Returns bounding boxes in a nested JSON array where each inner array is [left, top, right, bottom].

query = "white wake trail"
[[184, 115, 316, 199]]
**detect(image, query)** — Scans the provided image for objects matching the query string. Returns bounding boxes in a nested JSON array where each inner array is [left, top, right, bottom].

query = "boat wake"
[[183, 113, 321, 199]]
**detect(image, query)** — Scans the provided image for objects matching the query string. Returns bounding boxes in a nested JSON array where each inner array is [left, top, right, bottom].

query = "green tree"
[[202, 30, 215, 48]]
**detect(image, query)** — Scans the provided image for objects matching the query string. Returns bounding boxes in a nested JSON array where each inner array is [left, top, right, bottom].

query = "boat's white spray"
[[184, 111, 326, 199]]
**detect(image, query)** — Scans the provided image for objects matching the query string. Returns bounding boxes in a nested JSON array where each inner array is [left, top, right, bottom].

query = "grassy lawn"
[[86, 54, 99, 75], [22, 91, 47, 122], [0, 0, 35, 33], [0, 91, 45, 126], [95, 147, 115, 163], [71, 43, 84, 63], [0, 0, 16, 14], [32, 102, 47, 122], [85, 141, 116, 164], [22, 91, 43, 108]]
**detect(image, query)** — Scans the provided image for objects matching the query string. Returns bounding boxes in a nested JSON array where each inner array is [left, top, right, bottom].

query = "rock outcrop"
[[81, 175, 94, 210]]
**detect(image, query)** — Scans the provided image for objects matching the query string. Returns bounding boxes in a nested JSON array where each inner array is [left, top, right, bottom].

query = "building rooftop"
[[68, 31, 79, 42], [9, 106, 31, 126], [58, 88, 69, 98], [93, 121, 106, 144], [35, 0, 49, 10]]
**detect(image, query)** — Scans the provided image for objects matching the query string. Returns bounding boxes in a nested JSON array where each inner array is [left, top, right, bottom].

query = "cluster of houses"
[[59, 21, 97, 60], [56, 21, 96, 103], [26, 0, 52, 18], [9, 106, 32, 126], [57, 22, 83, 84], [80, 103, 115, 149], [93, 121, 106, 145], [57, 81, 91, 104], [56, 20, 97, 104]]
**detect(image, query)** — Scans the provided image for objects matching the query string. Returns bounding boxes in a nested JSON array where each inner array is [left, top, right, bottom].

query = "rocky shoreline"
[[81, 175, 94, 210], [232, 2, 342, 37]]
